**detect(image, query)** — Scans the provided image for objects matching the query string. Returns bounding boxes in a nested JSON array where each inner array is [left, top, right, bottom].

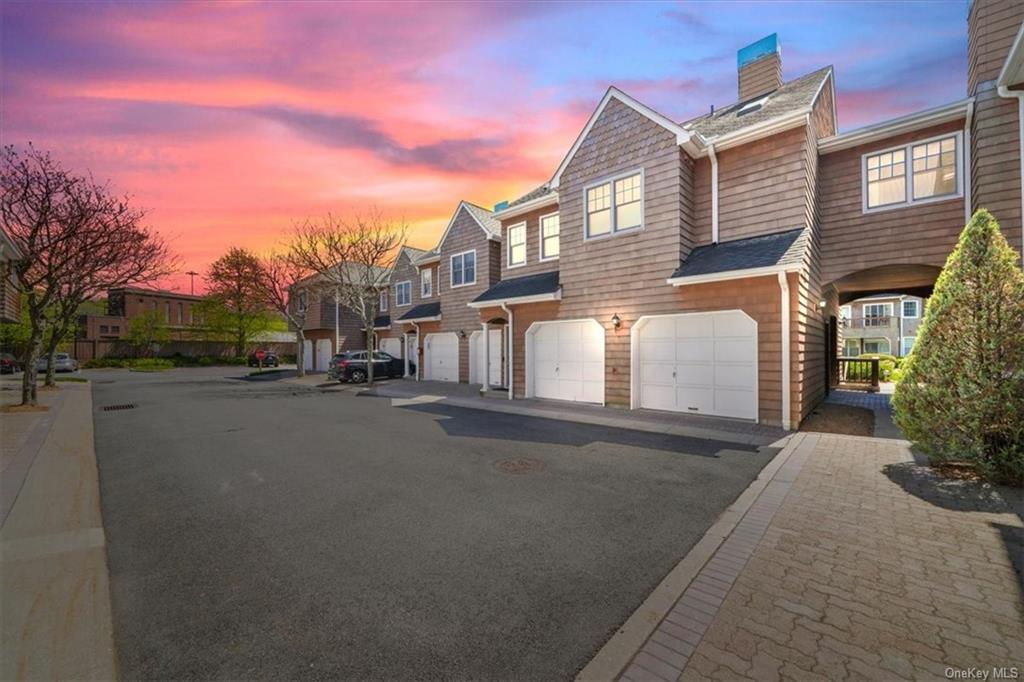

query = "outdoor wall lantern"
[[458, 329, 467, 339], [611, 313, 621, 330]]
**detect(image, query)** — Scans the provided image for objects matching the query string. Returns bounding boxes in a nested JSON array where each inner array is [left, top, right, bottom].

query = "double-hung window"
[[507, 223, 526, 267], [863, 133, 961, 212], [540, 213, 559, 260], [585, 170, 643, 238], [379, 289, 388, 312], [421, 269, 432, 298], [395, 281, 411, 307], [863, 303, 892, 326], [902, 300, 918, 318], [450, 250, 476, 287]]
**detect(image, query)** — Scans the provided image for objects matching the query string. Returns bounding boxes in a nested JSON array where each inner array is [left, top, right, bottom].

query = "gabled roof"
[[508, 184, 555, 208], [385, 245, 429, 283], [468, 271, 560, 308], [434, 201, 500, 255], [396, 301, 441, 322], [683, 66, 833, 143], [373, 314, 391, 329], [414, 249, 440, 265], [550, 87, 696, 189], [668, 228, 808, 283]]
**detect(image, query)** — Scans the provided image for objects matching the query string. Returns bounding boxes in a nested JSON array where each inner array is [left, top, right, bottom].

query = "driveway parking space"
[[88, 368, 777, 680]]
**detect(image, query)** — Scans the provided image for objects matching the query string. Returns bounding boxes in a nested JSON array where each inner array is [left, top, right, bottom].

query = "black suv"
[[247, 350, 280, 367], [328, 351, 411, 383]]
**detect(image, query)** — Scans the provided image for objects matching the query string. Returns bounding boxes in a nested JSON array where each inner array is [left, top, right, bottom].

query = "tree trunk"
[[20, 322, 44, 406], [296, 331, 306, 377], [236, 327, 245, 359], [366, 327, 375, 386]]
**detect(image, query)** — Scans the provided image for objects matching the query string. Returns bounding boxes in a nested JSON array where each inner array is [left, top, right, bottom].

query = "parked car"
[[247, 350, 280, 367], [1, 353, 21, 374], [328, 351, 412, 383], [36, 353, 78, 373]]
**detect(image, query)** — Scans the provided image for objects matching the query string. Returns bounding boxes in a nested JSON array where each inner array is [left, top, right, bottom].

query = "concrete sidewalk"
[[0, 382, 117, 680]]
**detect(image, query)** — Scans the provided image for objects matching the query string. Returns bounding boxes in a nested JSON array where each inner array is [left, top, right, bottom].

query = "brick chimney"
[[738, 34, 782, 101]]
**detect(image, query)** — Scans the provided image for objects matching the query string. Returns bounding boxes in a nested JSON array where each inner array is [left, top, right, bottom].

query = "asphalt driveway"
[[88, 368, 777, 680]]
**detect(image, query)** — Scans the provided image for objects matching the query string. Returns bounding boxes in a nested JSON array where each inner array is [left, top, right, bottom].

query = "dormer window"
[[863, 132, 961, 212]]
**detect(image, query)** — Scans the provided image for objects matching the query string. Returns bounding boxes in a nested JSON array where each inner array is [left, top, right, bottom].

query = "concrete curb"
[[575, 432, 808, 682]]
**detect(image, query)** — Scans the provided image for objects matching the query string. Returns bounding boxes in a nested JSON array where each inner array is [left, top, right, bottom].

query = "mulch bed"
[[0, 404, 49, 414], [799, 403, 874, 436]]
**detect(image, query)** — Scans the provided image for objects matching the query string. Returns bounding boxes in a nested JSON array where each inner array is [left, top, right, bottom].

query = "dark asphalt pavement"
[[88, 367, 777, 680]]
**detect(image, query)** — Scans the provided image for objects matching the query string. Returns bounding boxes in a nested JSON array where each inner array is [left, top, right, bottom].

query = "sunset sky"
[[3, 1, 969, 293]]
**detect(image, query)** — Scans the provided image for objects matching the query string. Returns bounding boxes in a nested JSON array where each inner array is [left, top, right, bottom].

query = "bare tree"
[[256, 253, 313, 376], [39, 185, 173, 387], [1, 145, 172, 405], [289, 209, 405, 386]]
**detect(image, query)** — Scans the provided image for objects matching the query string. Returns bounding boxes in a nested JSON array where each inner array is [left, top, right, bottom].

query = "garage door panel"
[[676, 386, 715, 413], [644, 317, 676, 338], [714, 314, 754, 337], [640, 338, 674, 362], [715, 363, 755, 388], [675, 315, 713, 337], [530, 321, 604, 404], [715, 339, 756, 363], [677, 363, 713, 387], [581, 380, 604, 405], [640, 361, 673, 384], [426, 333, 458, 382], [676, 339, 714, 362], [640, 383, 675, 411], [714, 389, 756, 419]]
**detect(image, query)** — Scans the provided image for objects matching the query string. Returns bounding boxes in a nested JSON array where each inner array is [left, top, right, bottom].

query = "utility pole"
[[185, 270, 199, 295]]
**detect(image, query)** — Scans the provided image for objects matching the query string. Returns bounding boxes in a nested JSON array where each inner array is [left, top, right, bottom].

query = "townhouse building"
[[0, 227, 22, 324], [840, 294, 927, 358], [374, 0, 1023, 430]]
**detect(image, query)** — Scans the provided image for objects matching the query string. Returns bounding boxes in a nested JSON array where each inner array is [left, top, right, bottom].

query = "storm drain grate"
[[494, 457, 546, 474], [101, 403, 136, 412]]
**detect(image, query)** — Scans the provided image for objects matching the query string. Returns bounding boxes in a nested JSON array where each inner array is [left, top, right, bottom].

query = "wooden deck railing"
[[842, 316, 895, 329], [837, 356, 880, 392]]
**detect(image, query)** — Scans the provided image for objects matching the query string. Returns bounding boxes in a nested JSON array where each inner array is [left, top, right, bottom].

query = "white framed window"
[[507, 223, 526, 268], [862, 302, 893, 323], [902, 300, 919, 318], [450, 250, 476, 287], [839, 305, 852, 319], [539, 212, 560, 261], [421, 268, 432, 298], [395, 281, 411, 307], [585, 169, 643, 239], [379, 289, 388, 312], [298, 291, 308, 313], [862, 131, 961, 213], [863, 338, 891, 354], [843, 339, 860, 357], [901, 336, 916, 356]]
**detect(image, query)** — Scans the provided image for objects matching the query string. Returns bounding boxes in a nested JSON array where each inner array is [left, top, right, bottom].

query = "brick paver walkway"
[[826, 388, 902, 440], [621, 434, 1024, 681]]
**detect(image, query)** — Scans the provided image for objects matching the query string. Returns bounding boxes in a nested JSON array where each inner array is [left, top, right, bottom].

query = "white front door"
[[635, 311, 757, 420], [425, 332, 459, 382], [315, 339, 332, 372], [528, 320, 604, 404], [380, 338, 402, 358], [470, 329, 504, 386], [303, 340, 313, 371]]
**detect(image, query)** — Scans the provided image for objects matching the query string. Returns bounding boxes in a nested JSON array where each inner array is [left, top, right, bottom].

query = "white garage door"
[[469, 329, 503, 386], [425, 332, 459, 382], [635, 311, 756, 420], [528, 320, 604, 404], [303, 340, 313, 371], [315, 339, 333, 372], [380, 337, 402, 358]]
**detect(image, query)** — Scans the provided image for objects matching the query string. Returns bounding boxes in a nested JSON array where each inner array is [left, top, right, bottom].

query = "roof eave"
[[696, 110, 811, 155], [397, 314, 442, 323], [666, 263, 803, 287], [997, 22, 1024, 88], [818, 98, 973, 154], [493, 192, 560, 220], [466, 289, 562, 309]]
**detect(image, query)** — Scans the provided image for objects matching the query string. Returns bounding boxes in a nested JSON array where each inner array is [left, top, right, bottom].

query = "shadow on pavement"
[[399, 401, 768, 458]]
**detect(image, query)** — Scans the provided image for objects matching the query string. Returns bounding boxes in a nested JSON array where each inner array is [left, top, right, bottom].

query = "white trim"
[[494, 191, 559, 220], [449, 249, 477, 288], [860, 130, 964, 214], [964, 100, 974, 226], [506, 222, 527, 269], [778, 272, 791, 431], [901, 299, 919, 319], [703, 111, 809, 153], [863, 302, 893, 317], [583, 168, 645, 241], [996, 84, 1024, 267], [666, 263, 802, 287], [629, 310, 759, 423], [819, 98, 972, 154], [501, 303, 513, 400], [524, 318, 606, 406], [538, 211, 560, 262], [394, 280, 412, 307], [378, 288, 389, 313], [466, 289, 561, 309], [415, 252, 440, 265], [434, 202, 498, 254], [708, 145, 719, 244], [420, 268, 432, 298], [900, 335, 916, 357], [550, 87, 692, 189], [398, 313, 441, 323], [996, 21, 1024, 89]]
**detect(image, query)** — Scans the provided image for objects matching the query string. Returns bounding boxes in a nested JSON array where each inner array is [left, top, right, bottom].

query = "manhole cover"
[[494, 457, 546, 474], [101, 403, 136, 411]]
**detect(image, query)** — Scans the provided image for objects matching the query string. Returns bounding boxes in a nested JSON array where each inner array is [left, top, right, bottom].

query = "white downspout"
[[411, 322, 420, 381], [997, 86, 1024, 266], [777, 271, 791, 431], [481, 321, 490, 391], [501, 302, 513, 400], [403, 329, 410, 378], [963, 100, 974, 226], [334, 287, 340, 354], [709, 144, 720, 244]]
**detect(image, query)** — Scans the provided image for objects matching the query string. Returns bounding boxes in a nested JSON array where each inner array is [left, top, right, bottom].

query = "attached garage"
[[469, 329, 503, 386], [632, 311, 757, 421], [424, 332, 459, 382], [526, 319, 604, 404], [302, 339, 313, 371], [315, 339, 333, 372]]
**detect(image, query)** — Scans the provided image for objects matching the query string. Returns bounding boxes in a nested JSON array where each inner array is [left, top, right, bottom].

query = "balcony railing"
[[842, 316, 894, 329], [837, 356, 880, 392]]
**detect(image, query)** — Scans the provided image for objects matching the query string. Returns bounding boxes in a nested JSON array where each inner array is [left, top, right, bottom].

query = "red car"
[[1, 353, 22, 374]]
